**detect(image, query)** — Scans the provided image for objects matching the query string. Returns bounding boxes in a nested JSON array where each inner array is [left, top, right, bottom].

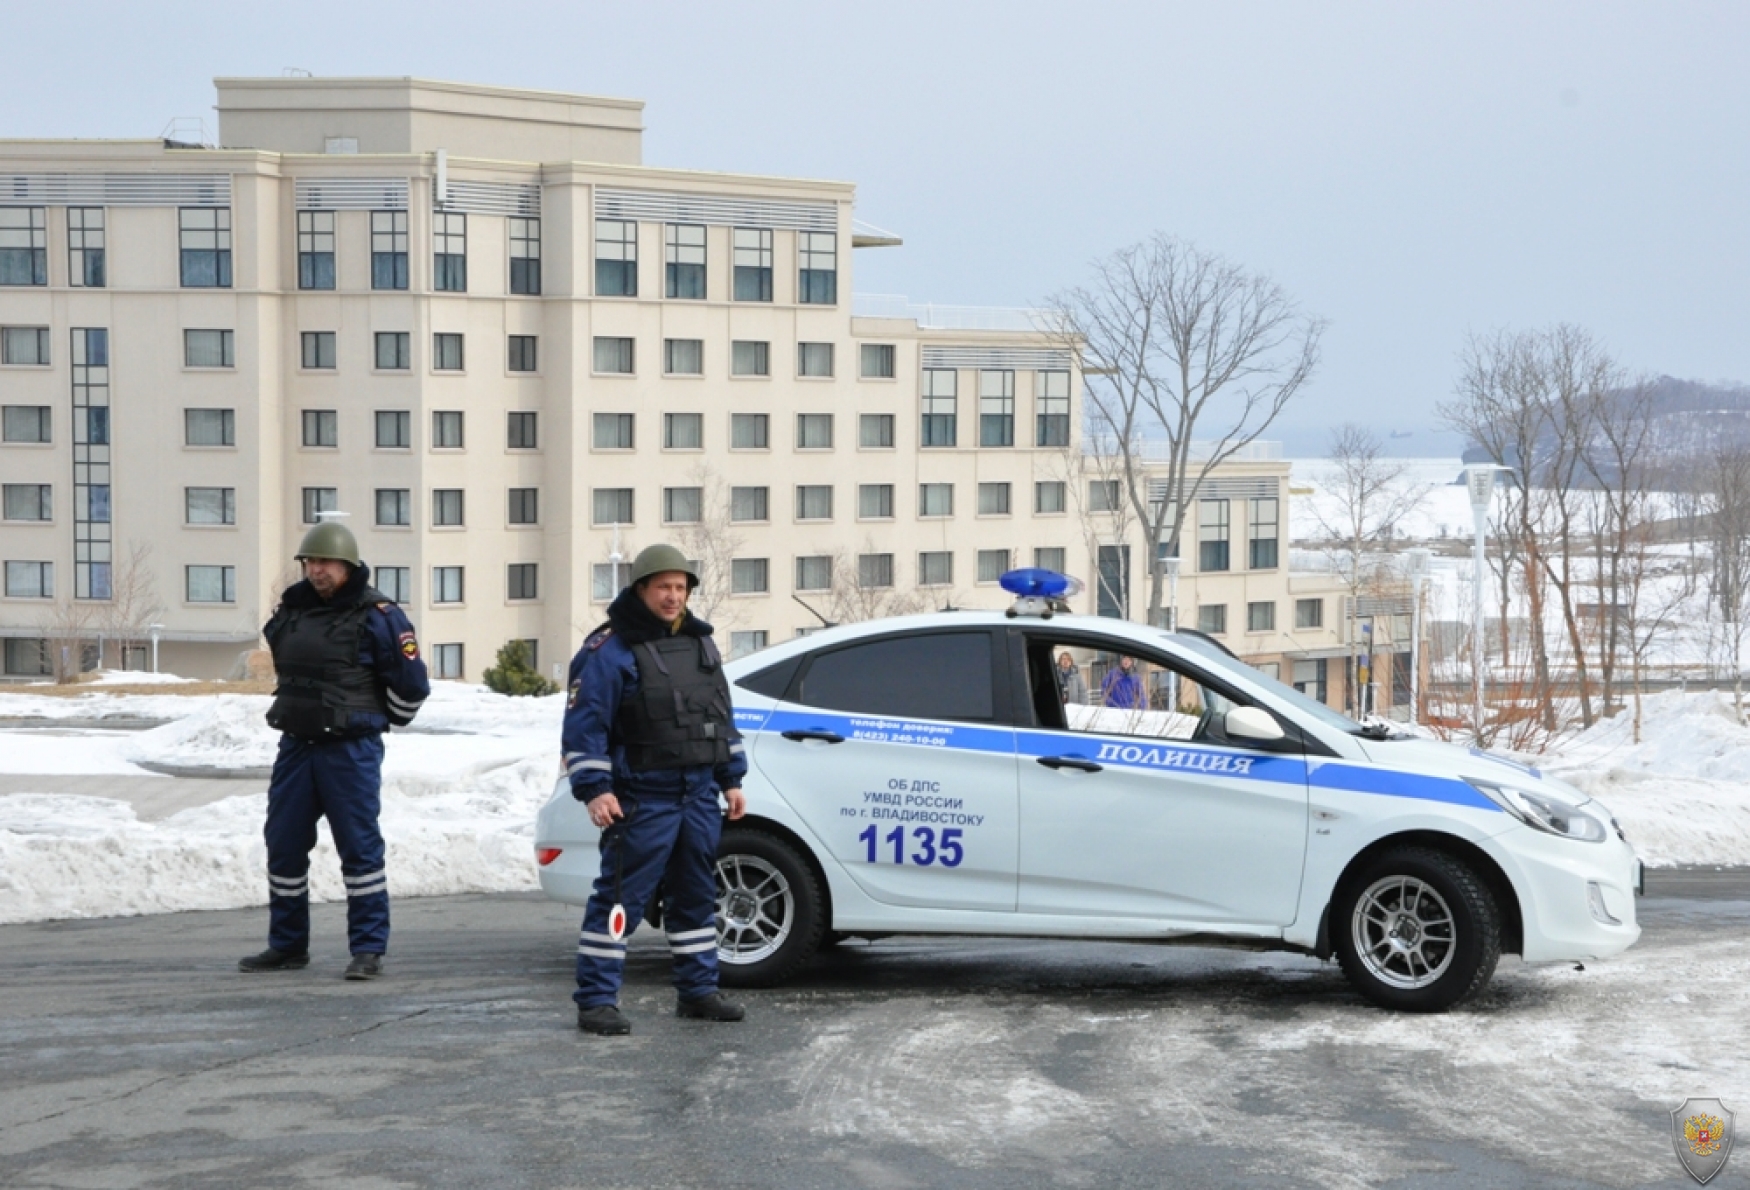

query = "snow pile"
[[119, 696, 277, 770], [1546, 690, 1750, 866]]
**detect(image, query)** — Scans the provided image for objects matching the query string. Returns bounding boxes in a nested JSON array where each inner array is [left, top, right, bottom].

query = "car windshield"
[[1166, 630, 1364, 735]]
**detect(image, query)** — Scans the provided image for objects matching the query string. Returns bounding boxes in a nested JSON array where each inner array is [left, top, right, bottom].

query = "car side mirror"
[[1225, 706, 1285, 743]]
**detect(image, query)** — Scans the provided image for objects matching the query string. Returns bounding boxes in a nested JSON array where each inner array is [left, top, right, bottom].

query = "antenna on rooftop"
[[282, 67, 313, 77]]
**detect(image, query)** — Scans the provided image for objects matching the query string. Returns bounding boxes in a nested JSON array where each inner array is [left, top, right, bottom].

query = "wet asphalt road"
[[0, 871, 1745, 1190]]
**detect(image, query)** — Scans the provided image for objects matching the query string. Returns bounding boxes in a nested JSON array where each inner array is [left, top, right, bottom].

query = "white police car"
[[535, 570, 1642, 1012]]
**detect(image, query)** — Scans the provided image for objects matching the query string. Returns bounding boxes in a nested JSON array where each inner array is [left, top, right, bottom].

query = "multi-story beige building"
[[0, 74, 1355, 702]]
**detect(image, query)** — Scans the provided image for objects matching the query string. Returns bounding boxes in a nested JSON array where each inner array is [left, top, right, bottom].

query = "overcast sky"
[[6, 1, 1746, 454]]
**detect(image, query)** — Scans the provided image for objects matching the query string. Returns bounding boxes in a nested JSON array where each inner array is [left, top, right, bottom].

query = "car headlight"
[[1466, 778, 1609, 843]]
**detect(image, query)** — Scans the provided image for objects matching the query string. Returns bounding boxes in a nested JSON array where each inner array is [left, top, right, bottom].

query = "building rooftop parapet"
[[853, 293, 1066, 333]]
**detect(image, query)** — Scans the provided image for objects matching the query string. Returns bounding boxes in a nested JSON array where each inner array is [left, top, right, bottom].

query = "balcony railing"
[[853, 293, 1065, 333]]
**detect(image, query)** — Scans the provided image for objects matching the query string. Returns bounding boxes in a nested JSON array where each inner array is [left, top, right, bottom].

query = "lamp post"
[[1463, 465, 1507, 739], [148, 623, 163, 674], [1404, 548, 1432, 726], [1161, 555, 1181, 711]]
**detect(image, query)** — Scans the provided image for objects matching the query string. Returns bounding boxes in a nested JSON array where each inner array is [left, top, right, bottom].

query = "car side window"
[[1026, 636, 1232, 742], [794, 631, 996, 721]]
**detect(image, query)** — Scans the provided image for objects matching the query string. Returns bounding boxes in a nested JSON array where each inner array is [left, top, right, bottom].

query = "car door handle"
[[781, 729, 846, 744], [1037, 755, 1103, 773]]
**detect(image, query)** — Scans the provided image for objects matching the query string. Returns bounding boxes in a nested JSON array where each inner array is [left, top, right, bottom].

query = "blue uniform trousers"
[[265, 734, 390, 955], [574, 766, 724, 1007]]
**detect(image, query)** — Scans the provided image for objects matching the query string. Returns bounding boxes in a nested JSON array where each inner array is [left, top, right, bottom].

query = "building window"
[[1198, 603, 1228, 635], [4, 561, 52, 598], [301, 409, 337, 448], [376, 410, 411, 449], [798, 231, 837, 304], [3, 485, 51, 521], [508, 217, 540, 295], [977, 549, 1011, 583], [664, 338, 704, 375], [664, 412, 703, 450], [731, 557, 769, 594], [592, 488, 633, 525], [1089, 480, 1122, 513], [918, 551, 953, 587], [375, 331, 410, 370], [729, 631, 768, 658], [1248, 601, 1276, 632], [301, 487, 338, 524], [300, 332, 337, 370], [594, 336, 634, 374], [665, 223, 706, 299], [376, 567, 411, 604], [795, 485, 833, 521], [731, 413, 768, 450], [3, 405, 51, 442], [433, 333, 464, 371], [508, 488, 539, 525], [591, 562, 627, 602], [185, 408, 234, 447], [179, 208, 231, 288], [2, 327, 49, 365], [1035, 481, 1067, 514], [1296, 598, 1324, 629], [919, 483, 953, 518], [859, 413, 895, 449], [185, 329, 234, 368], [0, 207, 47, 286], [858, 553, 894, 588], [83, 406, 108, 446], [732, 227, 772, 301], [508, 335, 538, 373], [797, 342, 834, 378], [731, 340, 769, 377], [859, 484, 893, 519], [978, 482, 1011, 516], [593, 412, 635, 450], [372, 211, 409, 290], [1034, 546, 1066, 572], [1199, 499, 1231, 572], [664, 486, 702, 524], [68, 208, 104, 288], [980, 370, 1015, 447], [1037, 370, 1070, 446], [431, 643, 464, 678], [3, 638, 50, 675], [433, 211, 467, 292], [595, 218, 637, 296], [432, 411, 465, 449], [730, 486, 769, 522], [795, 555, 832, 591], [432, 567, 465, 604], [1292, 658, 1328, 703], [183, 486, 235, 526], [376, 488, 411, 527], [507, 563, 538, 601], [922, 368, 957, 447], [1250, 497, 1280, 570], [796, 413, 833, 449], [432, 489, 464, 527], [859, 343, 895, 379], [507, 411, 538, 449], [186, 565, 235, 604], [297, 211, 335, 290]]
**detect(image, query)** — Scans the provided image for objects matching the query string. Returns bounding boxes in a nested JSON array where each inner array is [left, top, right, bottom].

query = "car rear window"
[[794, 631, 995, 722]]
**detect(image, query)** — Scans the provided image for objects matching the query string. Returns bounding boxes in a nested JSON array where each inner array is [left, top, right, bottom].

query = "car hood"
[[1353, 735, 1605, 809]]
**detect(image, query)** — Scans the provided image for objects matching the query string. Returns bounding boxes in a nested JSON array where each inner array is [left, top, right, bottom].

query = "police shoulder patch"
[[567, 679, 581, 709], [397, 630, 419, 659], [586, 627, 613, 651]]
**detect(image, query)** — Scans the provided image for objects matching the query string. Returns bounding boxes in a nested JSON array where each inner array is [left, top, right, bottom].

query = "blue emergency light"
[[1000, 568, 1084, 618]]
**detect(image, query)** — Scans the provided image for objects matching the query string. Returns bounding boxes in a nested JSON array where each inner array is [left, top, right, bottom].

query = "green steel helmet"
[[294, 520, 361, 567], [629, 543, 698, 589]]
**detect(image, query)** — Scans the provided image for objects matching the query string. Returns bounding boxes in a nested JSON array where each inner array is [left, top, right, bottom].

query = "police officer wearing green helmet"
[[561, 543, 749, 1034], [241, 517, 430, 980]]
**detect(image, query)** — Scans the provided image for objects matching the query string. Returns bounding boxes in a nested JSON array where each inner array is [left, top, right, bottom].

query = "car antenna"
[[791, 594, 836, 630]]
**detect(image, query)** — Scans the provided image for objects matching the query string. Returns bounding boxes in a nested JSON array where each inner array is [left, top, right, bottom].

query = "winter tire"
[[1333, 846, 1500, 1012], [715, 828, 825, 988]]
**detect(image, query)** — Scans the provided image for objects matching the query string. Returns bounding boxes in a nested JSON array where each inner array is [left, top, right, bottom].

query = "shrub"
[[483, 640, 558, 697]]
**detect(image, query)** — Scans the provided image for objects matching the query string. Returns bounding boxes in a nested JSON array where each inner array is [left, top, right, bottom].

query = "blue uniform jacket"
[[561, 618, 747, 803]]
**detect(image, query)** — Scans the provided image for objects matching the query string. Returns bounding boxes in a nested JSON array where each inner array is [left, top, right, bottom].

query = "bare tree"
[[99, 542, 165, 670], [1702, 444, 1750, 721], [1049, 234, 1324, 626], [36, 597, 99, 684], [823, 544, 929, 624], [672, 466, 744, 630], [1053, 435, 1139, 618]]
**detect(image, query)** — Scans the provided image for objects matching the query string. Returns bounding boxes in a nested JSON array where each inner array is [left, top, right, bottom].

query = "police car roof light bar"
[[1000, 568, 1084, 618]]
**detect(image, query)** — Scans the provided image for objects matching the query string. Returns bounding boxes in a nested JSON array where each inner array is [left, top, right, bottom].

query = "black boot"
[[577, 1004, 632, 1035], [676, 992, 744, 1022], [344, 953, 384, 981], [239, 948, 309, 973]]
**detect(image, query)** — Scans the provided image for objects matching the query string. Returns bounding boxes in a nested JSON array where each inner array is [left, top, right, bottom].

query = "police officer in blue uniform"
[[563, 544, 748, 1035], [240, 519, 430, 980]]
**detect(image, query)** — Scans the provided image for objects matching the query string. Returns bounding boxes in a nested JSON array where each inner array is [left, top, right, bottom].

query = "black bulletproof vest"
[[265, 590, 389, 740], [617, 634, 733, 772]]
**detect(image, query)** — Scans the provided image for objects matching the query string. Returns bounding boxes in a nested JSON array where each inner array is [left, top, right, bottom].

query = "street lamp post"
[[1463, 465, 1507, 740], [148, 623, 163, 674], [1161, 556, 1180, 710], [1404, 548, 1432, 726]]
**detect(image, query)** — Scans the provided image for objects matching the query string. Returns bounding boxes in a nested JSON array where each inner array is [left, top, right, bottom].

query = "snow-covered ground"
[[3, 677, 1749, 927]]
